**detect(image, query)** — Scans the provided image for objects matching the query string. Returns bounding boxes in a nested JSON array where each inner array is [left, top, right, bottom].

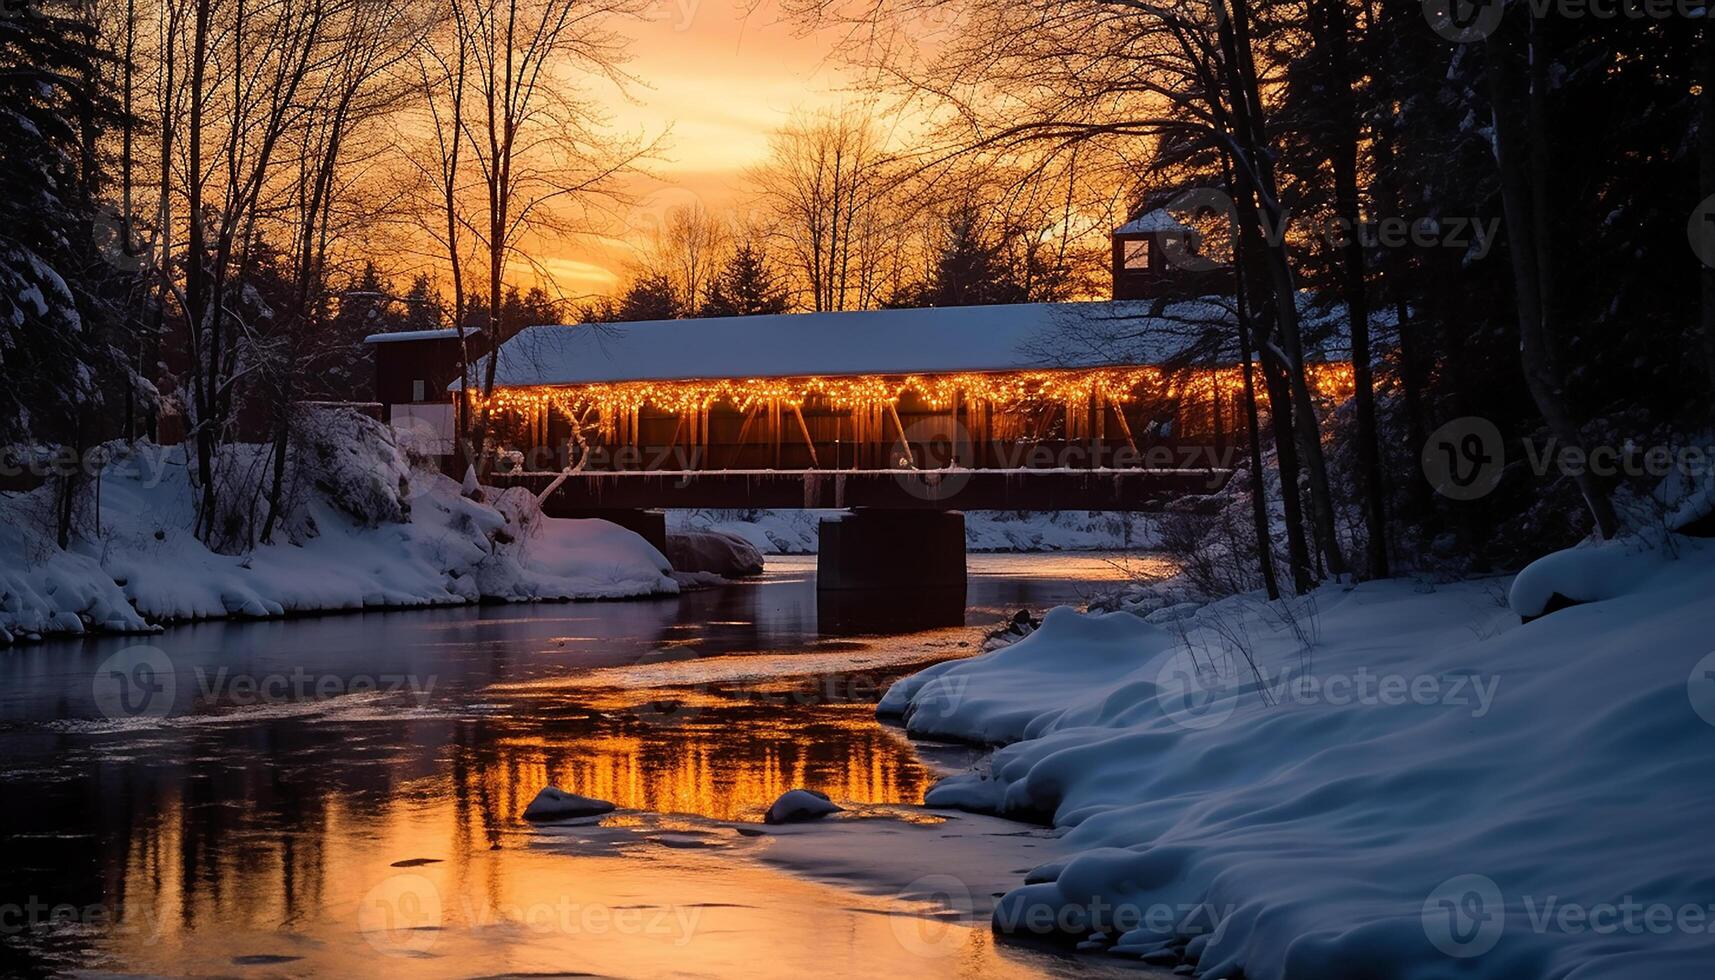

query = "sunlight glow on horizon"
[[539, 0, 864, 299]]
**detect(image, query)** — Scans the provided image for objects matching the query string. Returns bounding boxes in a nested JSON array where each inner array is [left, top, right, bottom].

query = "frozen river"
[[0, 553, 1174, 977]]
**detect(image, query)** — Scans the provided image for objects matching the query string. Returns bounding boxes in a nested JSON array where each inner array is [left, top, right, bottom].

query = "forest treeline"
[[1, 0, 1712, 587]]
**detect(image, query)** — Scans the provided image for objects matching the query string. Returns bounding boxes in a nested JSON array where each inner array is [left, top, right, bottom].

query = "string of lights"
[[469, 364, 1356, 442]]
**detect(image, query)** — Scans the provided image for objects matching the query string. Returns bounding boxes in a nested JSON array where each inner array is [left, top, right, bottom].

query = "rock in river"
[[665, 529, 765, 578], [764, 788, 843, 825], [523, 786, 616, 821]]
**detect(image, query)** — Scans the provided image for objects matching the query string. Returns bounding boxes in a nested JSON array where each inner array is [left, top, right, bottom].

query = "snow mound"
[[299, 408, 413, 526], [764, 789, 842, 824], [479, 486, 676, 600], [1507, 536, 1678, 619], [0, 516, 153, 643], [879, 607, 1178, 744], [883, 542, 1715, 978], [2, 434, 675, 641]]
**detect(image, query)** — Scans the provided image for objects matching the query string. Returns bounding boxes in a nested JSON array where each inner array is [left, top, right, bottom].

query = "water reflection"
[[819, 586, 968, 634], [0, 552, 1171, 976]]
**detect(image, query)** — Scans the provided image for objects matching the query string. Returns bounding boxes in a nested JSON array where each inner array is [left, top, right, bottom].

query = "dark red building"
[[363, 328, 485, 455], [1111, 208, 1235, 301]]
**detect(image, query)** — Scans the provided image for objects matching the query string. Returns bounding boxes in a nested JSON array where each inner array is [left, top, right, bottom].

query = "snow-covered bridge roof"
[[474, 300, 1283, 389]]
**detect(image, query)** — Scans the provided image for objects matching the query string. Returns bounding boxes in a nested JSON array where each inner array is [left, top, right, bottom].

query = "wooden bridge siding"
[[505, 386, 1230, 473]]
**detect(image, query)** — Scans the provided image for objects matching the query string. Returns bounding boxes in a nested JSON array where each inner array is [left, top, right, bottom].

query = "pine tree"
[[700, 242, 790, 317], [400, 275, 447, 333], [615, 273, 683, 321], [888, 205, 1029, 308], [0, 4, 131, 448]]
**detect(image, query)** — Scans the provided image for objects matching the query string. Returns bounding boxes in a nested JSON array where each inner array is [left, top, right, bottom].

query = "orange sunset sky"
[[535, 0, 865, 298]]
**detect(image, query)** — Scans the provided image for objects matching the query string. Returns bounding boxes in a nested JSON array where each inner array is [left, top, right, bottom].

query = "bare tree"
[[750, 108, 895, 311], [634, 201, 727, 312], [260, 0, 424, 544], [452, 0, 655, 469], [177, 0, 338, 546], [408, 6, 477, 450]]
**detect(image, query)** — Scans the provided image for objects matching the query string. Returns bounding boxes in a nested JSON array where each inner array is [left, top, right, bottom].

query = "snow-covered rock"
[[0, 517, 154, 643], [763, 789, 842, 825], [522, 787, 616, 821], [664, 529, 764, 578], [882, 540, 1715, 979], [1507, 536, 1676, 620]]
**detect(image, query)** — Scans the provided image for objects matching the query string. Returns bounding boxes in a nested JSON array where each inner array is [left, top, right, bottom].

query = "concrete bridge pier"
[[816, 510, 967, 632], [817, 509, 966, 591]]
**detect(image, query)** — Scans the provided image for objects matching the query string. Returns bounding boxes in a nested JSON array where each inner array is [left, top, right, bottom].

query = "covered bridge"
[[468, 299, 1354, 490], [456, 299, 1353, 593]]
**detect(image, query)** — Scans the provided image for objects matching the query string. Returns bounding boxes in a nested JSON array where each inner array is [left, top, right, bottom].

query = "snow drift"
[[882, 535, 1715, 978], [1, 408, 676, 642]]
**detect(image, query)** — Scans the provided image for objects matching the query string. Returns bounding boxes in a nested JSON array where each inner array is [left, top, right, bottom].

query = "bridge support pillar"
[[557, 508, 668, 556], [817, 509, 966, 591]]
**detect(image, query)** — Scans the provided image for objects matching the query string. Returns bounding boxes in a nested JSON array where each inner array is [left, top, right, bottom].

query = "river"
[[0, 553, 1174, 978]]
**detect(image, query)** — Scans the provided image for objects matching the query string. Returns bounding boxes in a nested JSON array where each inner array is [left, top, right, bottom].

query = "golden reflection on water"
[[86, 685, 970, 976], [2, 553, 1181, 976], [486, 686, 939, 822]]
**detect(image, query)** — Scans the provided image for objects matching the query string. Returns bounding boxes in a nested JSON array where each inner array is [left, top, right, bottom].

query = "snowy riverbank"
[[879, 534, 1715, 978], [1, 412, 676, 643]]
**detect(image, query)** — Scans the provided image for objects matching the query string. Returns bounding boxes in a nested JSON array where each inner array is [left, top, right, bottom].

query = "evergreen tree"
[[614, 273, 683, 321], [931, 208, 1026, 306], [504, 285, 564, 328], [400, 274, 447, 333], [700, 241, 790, 316], [0, 3, 132, 447], [888, 204, 1031, 308]]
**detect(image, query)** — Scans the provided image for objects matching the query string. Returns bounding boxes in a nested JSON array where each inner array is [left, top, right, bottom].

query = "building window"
[[1123, 239, 1150, 270], [412, 379, 426, 402]]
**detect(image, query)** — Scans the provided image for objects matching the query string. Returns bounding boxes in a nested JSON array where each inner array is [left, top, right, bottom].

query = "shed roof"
[[363, 327, 479, 344], [1114, 209, 1190, 235]]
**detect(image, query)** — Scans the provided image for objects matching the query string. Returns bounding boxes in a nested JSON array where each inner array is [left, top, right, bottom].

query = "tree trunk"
[[1225, 134, 1315, 593], [1220, 0, 1351, 580], [1235, 278, 1281, 601], [260, 388, 291, 545], [1314, 0, 1388, 579], [187, 0, 217, 539], [1222, 150, 1284, 599], [1701, 19, 1715, 411], [1484, 19, 1619, 539]]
